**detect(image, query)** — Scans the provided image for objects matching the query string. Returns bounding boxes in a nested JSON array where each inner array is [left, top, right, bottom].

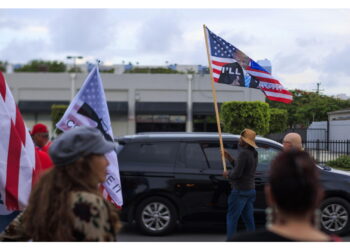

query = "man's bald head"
[[282, 133, 303, 152]]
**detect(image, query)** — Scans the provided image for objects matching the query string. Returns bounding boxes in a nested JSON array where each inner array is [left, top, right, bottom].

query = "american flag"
[[205, 27, 293, 103], [56, 65, 123, 207], [0, 72, 41, 213]]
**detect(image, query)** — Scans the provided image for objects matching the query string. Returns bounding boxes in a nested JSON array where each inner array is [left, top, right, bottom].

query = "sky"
[[1, 3, 350, 97]]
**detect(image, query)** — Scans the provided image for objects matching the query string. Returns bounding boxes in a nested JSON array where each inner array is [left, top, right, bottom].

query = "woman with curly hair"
[[0, 126, 121, 241]]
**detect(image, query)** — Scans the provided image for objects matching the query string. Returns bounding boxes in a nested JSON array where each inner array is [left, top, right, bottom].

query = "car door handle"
[[255, 178, 264, 185], [186, 184, 195, 188]]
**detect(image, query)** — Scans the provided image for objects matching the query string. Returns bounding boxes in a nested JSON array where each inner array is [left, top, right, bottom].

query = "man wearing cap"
[[31, 123, 53, 171], [31, 123, 51, 153], [223, 128, 258, 240]]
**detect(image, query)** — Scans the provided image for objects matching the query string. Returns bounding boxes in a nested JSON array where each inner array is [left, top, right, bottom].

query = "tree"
[[15, 60, 66, 72], [124, 67, 180, 74], [68, 66, 82, 73], [267, 89, 350, 128], [221, 101, 270, 135], [100, 68, 115, 73], [51, 104, 68, 135], [269, 108, 288, 133], [0, 61, 7, 72]]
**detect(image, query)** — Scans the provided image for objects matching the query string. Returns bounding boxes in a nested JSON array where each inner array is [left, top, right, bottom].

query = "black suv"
[[116, 132, 350, 236]]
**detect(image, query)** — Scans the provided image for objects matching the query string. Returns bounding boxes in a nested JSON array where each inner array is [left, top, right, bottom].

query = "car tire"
[[135, 196, 177, 236], [320, 197, 350, 236]]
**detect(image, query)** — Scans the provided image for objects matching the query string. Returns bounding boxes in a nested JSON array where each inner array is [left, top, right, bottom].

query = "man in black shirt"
[[223, 129, 258, 240]]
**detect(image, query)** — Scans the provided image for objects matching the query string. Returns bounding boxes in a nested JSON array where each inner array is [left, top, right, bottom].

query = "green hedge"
[[221, 101, 270, 135], [326, 155, 350, 171], [269, 108, 288, 134], [51, 104, 68, 135]]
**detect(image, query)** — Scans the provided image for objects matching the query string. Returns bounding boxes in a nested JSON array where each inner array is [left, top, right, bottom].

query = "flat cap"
[[49, 126, 115, 166]]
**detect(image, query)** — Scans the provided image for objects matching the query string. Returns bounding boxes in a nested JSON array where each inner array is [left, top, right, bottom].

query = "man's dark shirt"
[[228, 145, 258, 190]]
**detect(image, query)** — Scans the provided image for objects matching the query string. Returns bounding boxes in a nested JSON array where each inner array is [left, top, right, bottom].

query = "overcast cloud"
[[0, 8, 350, 96]]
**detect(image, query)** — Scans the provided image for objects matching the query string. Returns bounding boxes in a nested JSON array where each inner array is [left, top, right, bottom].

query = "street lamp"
[[66, 56, 83, 101], [186, 74, 193, 132]]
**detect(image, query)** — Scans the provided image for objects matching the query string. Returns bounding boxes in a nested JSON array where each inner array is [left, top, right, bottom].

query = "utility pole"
[[313, 82, 324, 95], [67, 56, 83, 101], [186, 74, 193, 132]]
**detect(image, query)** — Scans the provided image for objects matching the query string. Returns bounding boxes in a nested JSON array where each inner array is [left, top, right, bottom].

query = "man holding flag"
[[203, 25, 292, 240], [56, 63, 123, 207]]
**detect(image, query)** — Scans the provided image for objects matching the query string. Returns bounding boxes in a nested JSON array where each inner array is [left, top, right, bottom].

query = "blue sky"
[[1, 3, 350, 96]]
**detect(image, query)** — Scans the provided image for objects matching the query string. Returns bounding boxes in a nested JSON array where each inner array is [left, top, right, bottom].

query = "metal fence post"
[[316, 139, 320, 163]]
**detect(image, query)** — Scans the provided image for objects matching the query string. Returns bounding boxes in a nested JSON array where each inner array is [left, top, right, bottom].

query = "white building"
[[5, 72, 266, 137]]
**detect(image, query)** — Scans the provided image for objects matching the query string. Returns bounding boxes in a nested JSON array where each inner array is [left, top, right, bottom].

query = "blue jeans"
[[226, 189, 256, 240]]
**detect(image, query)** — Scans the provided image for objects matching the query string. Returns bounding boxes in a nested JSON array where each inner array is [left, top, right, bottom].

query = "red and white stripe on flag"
[[210, 55, 293, 104], [0, 72, 41, 212], [206, 27, 293, 104]]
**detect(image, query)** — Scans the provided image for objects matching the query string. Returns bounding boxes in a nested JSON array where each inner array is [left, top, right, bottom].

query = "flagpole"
[[203, 24, 227, 172]]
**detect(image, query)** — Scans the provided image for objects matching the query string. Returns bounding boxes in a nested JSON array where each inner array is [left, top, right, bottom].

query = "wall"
[[329, 120, 350, 141], [5, 73, 266, 137]]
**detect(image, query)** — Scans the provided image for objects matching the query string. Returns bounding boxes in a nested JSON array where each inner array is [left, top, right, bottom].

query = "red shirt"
[[36, 147, 53, 171], [41, 141, 52, 153]]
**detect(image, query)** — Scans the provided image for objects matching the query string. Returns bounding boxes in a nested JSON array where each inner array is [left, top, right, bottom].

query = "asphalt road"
[[118, 223, 350, 242], [118, 223, 226, 242]]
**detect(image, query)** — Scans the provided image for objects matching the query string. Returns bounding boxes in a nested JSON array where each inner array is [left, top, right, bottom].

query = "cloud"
[[321, 45, 350, 76], [295, 37, 324, 47], [223, 31, 257, 48], [135, 11, 183, 53], [0, 39, 49, 63], [273, 52, 318, 74], [48, 9, 116, 54]]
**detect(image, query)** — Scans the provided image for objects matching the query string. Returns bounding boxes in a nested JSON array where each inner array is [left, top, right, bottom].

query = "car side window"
[[256, 143, 281, 171], [182, 143, 208, 169], [201, 142, 238, 170], [118, 142, 179, 166]]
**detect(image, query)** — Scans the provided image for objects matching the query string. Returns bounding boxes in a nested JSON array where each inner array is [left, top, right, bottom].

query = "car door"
[[254, 141, 281, 222], [173, 140, 237, 224]]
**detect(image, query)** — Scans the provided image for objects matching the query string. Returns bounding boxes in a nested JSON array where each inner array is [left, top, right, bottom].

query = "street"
[[119, 223, 226, 242], [118, 223, 350, 242]]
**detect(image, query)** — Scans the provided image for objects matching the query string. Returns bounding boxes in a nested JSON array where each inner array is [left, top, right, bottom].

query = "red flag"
[[0, 72, 41, 213]]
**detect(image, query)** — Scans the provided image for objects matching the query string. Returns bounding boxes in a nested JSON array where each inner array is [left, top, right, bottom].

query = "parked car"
[[115, 132, 350, 236]]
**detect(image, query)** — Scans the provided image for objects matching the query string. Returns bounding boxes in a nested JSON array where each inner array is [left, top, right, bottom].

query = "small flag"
[[205, 27, 293, 103], [0, 72, 41, 214], [56, 65, 123, 207]]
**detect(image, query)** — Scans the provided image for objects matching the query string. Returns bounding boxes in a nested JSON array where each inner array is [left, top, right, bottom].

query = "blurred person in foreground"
[[0, 126, 121, 241], [229, 150, 341, 242], [223, 128, 258, 240], [282, 132, 303, 152]]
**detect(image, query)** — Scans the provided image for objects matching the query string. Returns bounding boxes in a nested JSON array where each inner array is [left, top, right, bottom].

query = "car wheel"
[[320, 197, 350, 236], [135, 196, 177, 236]]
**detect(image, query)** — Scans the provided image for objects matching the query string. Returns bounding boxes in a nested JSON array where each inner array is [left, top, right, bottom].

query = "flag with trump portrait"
[[56, 64, 123, 207], [205, 26, 293, 103], [0, 72, 41, 214]]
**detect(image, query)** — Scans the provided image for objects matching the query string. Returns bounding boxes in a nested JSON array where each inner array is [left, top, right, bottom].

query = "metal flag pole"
[[203, 24, 227, 172]]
